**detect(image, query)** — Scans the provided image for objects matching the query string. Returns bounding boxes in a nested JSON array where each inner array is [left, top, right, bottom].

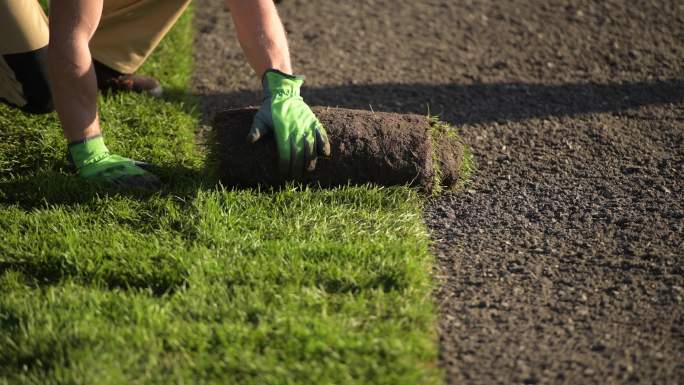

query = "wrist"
[[261, 62, 292, 75], [68, 135, 110, 170]]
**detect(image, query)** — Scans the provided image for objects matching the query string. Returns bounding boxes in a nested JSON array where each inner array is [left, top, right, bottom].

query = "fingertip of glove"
[[289, 136, 304, 179], [321, 144, 331, 157], [305, 158, 317, 172], [315, 130, 332, 157], [109, 173, 162, 190]]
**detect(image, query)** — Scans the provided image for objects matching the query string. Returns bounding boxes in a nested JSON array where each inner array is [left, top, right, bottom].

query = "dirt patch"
[[192, 0, 684, 384], [212, 107, 463, 192]]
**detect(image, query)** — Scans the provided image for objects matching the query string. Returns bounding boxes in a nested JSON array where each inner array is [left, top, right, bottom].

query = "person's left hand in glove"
[[247, 69, 330, 177]]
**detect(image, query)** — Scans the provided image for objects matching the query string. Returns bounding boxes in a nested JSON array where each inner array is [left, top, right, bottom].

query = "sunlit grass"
[[0, 6, 442, 385]]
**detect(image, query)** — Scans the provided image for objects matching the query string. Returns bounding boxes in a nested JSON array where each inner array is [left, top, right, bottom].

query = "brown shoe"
[[93, 60, 163, 98]]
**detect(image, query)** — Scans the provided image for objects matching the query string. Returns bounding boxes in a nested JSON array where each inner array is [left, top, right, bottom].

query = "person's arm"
[[46, 0, 160, 188], [224, 0, 292, 76], [224, 0, 331, 176], [48, 0, 103, 142]]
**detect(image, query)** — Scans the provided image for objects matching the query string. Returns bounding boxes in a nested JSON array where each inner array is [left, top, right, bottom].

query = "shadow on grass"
[[0, 166, 204, 295], [173, 78, 684, 126], [0, 163, 213, 210], [0, 257, 189, 296]]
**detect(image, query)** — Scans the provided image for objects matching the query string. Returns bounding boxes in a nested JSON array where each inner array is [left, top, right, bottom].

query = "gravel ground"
[[191, 1, 684, 383]]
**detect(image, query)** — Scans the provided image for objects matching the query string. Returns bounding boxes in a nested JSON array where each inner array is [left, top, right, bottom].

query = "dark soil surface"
[[192, 1, 684, 384], [213, 107, 462, 192]]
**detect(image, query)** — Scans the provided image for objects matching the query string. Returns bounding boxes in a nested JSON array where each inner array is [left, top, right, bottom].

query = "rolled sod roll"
[[211, 107, 466, 194]]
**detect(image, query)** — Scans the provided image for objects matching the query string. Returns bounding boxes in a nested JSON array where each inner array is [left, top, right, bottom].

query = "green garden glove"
[[247, 69, 331, 177], [68, 135, 161, 189]]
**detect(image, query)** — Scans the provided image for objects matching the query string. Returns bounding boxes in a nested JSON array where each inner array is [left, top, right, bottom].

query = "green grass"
[[429, 117, 475, 195], [0, 6, 443, 385]]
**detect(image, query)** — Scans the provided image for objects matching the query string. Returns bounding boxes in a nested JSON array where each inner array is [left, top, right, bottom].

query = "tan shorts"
[[0, 0, 190, 111]]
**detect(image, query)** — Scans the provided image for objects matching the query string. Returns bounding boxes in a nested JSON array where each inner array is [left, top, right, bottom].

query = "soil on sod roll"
[[212, 107, 464, 193]]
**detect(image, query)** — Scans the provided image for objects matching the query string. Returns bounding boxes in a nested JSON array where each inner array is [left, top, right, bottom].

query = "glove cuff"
[[68, 135, 110, 170], [262, 68, 305, 82], [262, 69, 305, 97]]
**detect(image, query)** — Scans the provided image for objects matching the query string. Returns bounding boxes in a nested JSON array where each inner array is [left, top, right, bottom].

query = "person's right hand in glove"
[[68, 135, 161, 189]]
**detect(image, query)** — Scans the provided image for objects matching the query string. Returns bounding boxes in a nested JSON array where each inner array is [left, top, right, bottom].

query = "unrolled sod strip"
[[211, 107, 468, 194]]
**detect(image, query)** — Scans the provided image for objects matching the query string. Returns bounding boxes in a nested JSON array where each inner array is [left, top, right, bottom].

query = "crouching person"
[[0, 0, 329, 188]]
